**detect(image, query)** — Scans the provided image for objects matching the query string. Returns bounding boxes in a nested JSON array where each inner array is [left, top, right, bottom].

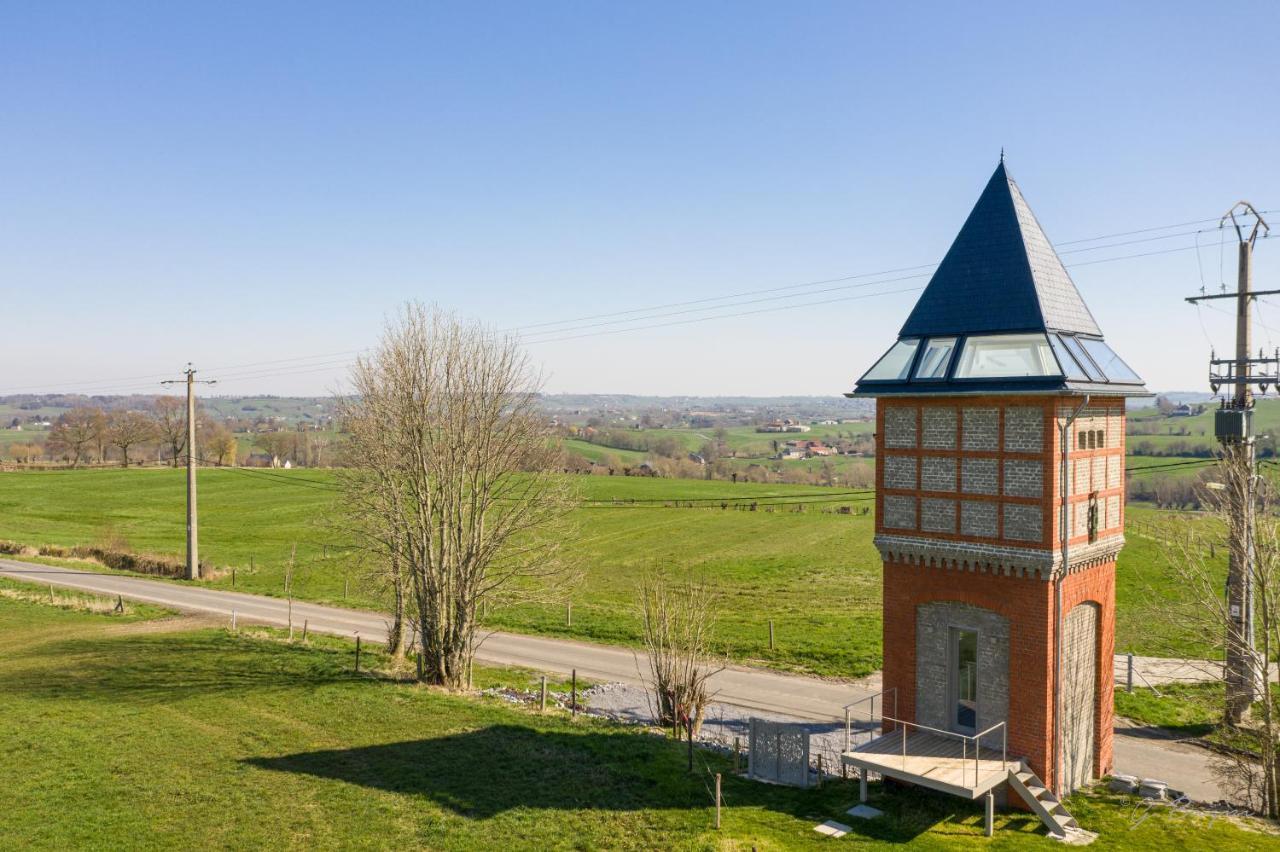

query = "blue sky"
[[2, 2, 1278, 397]]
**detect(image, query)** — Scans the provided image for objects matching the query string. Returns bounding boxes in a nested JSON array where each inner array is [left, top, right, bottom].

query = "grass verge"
[[1, 595, 1275, 849]]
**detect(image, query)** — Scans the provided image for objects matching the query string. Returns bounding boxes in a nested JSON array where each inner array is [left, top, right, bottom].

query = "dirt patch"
[[102, 613, 223, 636]]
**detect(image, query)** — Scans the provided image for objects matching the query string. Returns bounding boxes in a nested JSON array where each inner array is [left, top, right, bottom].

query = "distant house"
[[756, 418, 811, 434], [1171, 403, 1198, 417], [776, 439, 836, 460]]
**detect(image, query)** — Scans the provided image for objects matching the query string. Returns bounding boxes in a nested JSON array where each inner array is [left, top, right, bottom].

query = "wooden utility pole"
[[161, 365, 215, 580], [1187, 202, 1274, 723]]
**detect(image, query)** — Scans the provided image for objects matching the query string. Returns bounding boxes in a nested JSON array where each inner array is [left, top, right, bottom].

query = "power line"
[[512, 212, 1273, 335], [517, 272, 932, 340], [523, 283, 928, 345], [4, 212, 1272, 396]]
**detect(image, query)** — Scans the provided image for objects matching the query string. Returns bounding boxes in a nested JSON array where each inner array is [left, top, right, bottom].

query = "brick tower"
[[850, 162, 1148, 797]]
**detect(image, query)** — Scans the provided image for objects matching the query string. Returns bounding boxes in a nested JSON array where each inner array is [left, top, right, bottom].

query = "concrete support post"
[[859, 768, 868, 803], [984, 791, 994, 837]]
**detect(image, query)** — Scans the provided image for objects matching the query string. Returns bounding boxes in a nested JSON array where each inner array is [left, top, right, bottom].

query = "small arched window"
[[1095, 430, 1105, 448], [1086, 431, 1096, 449], [1078, 432, 1088, 450]]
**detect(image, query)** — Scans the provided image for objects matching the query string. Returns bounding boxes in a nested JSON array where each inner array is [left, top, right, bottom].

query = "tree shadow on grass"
[[0, 632, 361, 705], [247, 726, 701, 819], [245, 725, 1008, 841]]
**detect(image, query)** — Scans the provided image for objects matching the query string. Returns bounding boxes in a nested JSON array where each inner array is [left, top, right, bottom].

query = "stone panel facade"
[[921, 407, 958, 449], [1003, 503, 1042, 542], [1003, 406, 1044, 453], [960, 500, 998, 538], [961, 457, 998, 495], [1002, 459, 1043, 498], [883, 495, 916, 530], [915, 601, 1010, 736], [1106, 455, 1121, 490], [884, 455, 918, 490], [1062, 602, 1100, 793], [921, 456, 957, 492], [962, 407, 999, 451], [884, 407, 917, 448], [920, 498, 957, 533]]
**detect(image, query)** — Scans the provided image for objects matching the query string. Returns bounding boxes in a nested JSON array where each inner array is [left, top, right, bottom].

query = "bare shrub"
[[638, 570, 723, 736], [1151, 448, 1280, 816]]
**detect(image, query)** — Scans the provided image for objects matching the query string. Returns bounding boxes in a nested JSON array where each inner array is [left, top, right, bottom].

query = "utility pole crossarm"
[[161, 365, 217, 581], [1185, 288, 1280, 304]]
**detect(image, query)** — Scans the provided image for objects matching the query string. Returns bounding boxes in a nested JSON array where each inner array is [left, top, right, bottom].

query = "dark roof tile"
[[899, 162, 1101, 337]]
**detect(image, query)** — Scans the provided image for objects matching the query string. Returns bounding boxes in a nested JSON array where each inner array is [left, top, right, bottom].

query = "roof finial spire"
[[999, 147, 1005, 164]]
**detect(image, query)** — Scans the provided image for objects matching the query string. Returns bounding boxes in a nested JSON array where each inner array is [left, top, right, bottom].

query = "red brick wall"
[[876, 394, 1120, 790], [881, 559, 1114, 789]]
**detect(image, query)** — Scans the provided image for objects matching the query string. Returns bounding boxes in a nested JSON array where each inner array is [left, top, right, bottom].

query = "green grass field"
[[0, 468, 1232, 677], [573, 422, 874, 461], [1, 595, 1270, 850]]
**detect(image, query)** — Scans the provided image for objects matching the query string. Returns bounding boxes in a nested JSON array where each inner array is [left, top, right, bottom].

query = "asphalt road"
[[0, 559, 1227, 802]]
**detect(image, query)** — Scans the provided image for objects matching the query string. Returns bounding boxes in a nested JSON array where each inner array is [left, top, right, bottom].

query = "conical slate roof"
[[849, 161, 1148, 397], [899, 162, 1101, 338]]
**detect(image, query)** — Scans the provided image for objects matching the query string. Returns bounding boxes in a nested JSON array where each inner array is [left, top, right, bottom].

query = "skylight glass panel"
[[1060, 335, 1104, 382], [1078, 338, 1143, 384], [913, 337, 957, 380], [1048, 334, 1089, 381], [953, 334, 1061, 379], [861, 339, 920, 381]]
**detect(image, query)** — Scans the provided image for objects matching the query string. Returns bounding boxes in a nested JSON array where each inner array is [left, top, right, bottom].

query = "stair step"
[[1007, 768, 1082, 839]]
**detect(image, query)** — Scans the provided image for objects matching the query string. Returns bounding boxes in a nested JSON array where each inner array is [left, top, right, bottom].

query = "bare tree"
[[106, 410, 156, 467], [254, 431, 293, 467], [337, 303, 576, 688], [47, 407, 103, 467], [1153, 450, 1280, 816], [638, 570, 722, 736], [152, 396, 188, 467], [204, 422, 237, 466]]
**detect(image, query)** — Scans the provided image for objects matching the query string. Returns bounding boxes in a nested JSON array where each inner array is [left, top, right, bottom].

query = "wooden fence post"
[[715, 773, 722, 829], [540, 676, 548, 712], [768, 620, 775, 650], [302, 620, 309, 641], [355, 634, 362, 672], [567, 602, 572, 628], [571, 669, 577, 717]]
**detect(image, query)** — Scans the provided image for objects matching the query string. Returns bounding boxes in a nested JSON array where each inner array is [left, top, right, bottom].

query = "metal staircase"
[[1007, 762, 1094, 842]]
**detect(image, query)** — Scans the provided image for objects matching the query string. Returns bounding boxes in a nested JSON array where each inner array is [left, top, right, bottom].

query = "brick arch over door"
[[1061, 600, 1101, 793], [914, 600, 1010, 736]]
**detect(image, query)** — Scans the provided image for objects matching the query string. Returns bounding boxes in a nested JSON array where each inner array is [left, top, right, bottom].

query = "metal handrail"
[[843, 687, 898, 752], [875, 714, 1008, 788]]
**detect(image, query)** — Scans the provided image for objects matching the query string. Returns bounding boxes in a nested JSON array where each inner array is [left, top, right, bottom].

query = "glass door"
[[950, 628, 978, 734]]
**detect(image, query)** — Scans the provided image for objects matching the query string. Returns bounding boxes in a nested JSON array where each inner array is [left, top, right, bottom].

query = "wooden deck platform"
[[841, 729, 1011, 799]]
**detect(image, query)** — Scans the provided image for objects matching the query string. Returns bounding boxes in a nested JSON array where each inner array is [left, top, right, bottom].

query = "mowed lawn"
[[0, 596, 1269, 851], [0, 468, 1225, 677]]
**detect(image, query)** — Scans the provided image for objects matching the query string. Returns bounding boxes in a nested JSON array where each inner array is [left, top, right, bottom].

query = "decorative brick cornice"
[[874, 533, 1123, 580]]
